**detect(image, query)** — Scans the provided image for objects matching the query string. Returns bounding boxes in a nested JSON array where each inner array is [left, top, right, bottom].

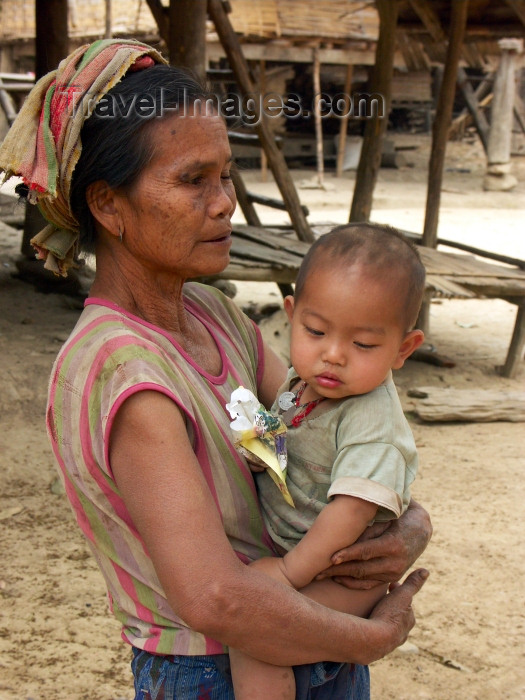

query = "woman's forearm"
[[181, 556, 427, 667]]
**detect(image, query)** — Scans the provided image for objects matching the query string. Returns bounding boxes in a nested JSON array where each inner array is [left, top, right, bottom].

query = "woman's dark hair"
[[70, 64, 209, 253]]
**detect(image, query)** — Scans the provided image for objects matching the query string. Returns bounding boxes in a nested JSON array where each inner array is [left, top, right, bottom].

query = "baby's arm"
[[252, 495, 378, 591], [280, 495, 378, 589]]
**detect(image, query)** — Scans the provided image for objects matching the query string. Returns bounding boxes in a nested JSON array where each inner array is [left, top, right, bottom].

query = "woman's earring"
[[118, 226, 123, 243]]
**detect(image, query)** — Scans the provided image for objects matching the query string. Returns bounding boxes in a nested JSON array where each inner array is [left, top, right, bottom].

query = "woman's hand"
[[364, 568, 429, 662], [317, 500, 432, 589]]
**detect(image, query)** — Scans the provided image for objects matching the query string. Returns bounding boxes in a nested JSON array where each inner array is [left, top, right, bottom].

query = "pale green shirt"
[[257, 369, 418, 552]]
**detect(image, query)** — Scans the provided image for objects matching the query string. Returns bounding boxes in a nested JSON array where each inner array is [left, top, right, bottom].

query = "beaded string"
[[291, 382, 325, 428]]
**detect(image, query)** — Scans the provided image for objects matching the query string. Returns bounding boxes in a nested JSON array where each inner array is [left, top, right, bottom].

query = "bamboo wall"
[[229, 0, 378, 41], [0, 0, 158, 40]]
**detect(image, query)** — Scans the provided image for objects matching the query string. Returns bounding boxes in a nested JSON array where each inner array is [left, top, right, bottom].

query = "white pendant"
[[278, 391, 296, 411]]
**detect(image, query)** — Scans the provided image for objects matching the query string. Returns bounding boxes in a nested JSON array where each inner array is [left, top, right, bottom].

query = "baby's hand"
[[238, 446, 268, 472]]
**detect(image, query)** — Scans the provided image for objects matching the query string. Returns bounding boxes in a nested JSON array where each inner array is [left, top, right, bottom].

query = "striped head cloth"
[[0, 38, 167, 276]]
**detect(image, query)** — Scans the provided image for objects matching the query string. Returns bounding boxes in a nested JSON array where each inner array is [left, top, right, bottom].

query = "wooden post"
[[483, 38, 523, 192], [259, 60, 268, 183], [312, 47, 324, 188], [349, 0, 399, 223], [336, 64, 353, 178], [500, 303, 525, 378], [422, 0, 469, 250], [169, 0, 207, 82], [208, 0, 314, 242], [104, 0, 112, 38], [21, 0, 69, 259]]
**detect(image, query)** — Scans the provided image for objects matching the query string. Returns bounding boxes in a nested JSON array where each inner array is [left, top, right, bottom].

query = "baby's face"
[[286, 266, 415, 400]]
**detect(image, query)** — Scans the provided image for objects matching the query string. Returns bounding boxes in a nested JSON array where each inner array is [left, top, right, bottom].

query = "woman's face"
[[116, 110, 236, 279]]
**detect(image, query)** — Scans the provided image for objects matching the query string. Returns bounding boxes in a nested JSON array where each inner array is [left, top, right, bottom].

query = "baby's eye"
[[305, 326, 324, 337], [354, 341, 377, 349]]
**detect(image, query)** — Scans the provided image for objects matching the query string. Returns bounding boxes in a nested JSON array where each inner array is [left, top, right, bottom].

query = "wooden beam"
[[449, 75, 492, 140], [208, 0, 314, 243], [407, 0, 446, 42], [206, 41, 402, 68], [422, 0, 469, 249], [349, 0, 399, 223], [504, 0, 525, 28], [145, 0, 169, 44], [456, 67, 489, 151]]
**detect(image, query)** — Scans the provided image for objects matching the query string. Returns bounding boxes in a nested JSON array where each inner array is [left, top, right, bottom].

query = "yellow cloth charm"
[[226, 386, 294, 507]]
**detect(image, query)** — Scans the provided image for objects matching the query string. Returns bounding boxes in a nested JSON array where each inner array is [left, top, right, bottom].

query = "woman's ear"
[[392, 329, 425, 370], [85, 180, 121, 238], [283, 295, 295, 323]]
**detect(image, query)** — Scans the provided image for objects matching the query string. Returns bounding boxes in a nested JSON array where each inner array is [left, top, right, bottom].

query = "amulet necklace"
[[290, 382, 325, 428]]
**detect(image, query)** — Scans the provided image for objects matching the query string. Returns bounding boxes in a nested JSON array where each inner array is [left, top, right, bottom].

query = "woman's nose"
[[209, 179, 236, 218]]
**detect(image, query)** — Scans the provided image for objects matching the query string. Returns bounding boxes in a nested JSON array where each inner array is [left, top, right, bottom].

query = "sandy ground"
[[1, 134, 524, 700]]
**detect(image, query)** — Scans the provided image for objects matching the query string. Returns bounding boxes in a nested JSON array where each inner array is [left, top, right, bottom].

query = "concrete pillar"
[[483, 38, 523, 191]]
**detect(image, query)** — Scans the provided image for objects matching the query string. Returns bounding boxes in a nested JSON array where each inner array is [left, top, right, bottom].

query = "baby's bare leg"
[[229, 559, 388, 699], [300, 577, 388, 617], [229, 648, 295, 700]]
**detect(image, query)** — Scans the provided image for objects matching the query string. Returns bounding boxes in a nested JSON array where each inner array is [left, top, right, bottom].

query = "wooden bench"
[[214, 223, 525, 378]]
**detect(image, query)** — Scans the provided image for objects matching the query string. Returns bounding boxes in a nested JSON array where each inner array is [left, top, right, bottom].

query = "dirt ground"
[[1, 134, 524, 700]]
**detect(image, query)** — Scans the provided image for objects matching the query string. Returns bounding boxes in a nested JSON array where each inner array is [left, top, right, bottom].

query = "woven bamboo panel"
[[0, 0, 158, 41], [229, 0, 379, 41], [228, 0, 281, 39]]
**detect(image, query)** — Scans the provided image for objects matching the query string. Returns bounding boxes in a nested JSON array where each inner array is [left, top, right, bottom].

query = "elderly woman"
[[0, 40, 431, 699]]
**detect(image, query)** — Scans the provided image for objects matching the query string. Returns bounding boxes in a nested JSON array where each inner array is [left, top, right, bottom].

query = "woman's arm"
[[318, 500, 432, 589], [110, 390, 428, 667]]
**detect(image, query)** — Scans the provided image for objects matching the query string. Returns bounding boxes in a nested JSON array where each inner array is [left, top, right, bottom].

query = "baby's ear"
[[283, 295, 295, 323], [392, 329, 425, 370]]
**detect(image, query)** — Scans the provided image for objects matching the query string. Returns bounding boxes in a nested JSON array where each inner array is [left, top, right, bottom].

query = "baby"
[[229, 223, 426, 699]]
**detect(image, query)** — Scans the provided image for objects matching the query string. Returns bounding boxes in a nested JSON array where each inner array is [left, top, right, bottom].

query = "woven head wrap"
[[0, 38, 168, 276]]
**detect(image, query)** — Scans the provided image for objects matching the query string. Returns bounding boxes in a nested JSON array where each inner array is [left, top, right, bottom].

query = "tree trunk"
[[168, 0, 207, 82], [349, 0, 399, 223]]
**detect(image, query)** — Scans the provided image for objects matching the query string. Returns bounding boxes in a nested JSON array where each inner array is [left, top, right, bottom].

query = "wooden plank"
[[230, 236, 302, 268], [410, 387, 525, 422], [450, 277, 525, 297], [417, 247, 525, 279], [207, 41, 384, 67], [424, 275, 475, 298], [232, 225, 311, 256]]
